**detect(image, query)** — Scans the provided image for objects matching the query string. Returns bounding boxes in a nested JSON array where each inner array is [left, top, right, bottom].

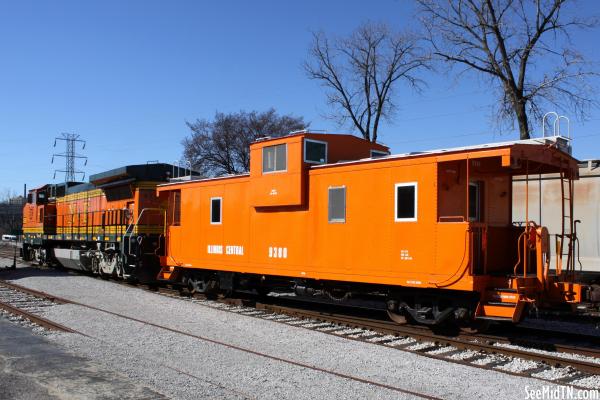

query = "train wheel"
[[98, 267, 109, 280]]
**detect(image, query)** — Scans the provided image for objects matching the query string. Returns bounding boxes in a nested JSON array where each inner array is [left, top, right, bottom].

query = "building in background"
[[0, 195, 26, 235]]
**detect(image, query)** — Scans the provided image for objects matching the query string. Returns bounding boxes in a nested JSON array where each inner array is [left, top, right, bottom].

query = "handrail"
[[122, 208, 166, 256], [542, 111, 571, 139]]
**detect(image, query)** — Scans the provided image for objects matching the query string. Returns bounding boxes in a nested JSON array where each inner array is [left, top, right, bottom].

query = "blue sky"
[[1, 0, 599, 194]]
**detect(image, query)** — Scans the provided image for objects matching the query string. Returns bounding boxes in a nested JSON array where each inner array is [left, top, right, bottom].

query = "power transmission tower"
[[52, 133, 87, 182]]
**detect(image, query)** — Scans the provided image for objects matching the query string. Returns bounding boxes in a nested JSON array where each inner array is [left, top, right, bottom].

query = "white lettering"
[[525, 385, 599, 400], [225, 245, 244, 256], [268, 246, 288, 259], [207, 245, 223, 254]]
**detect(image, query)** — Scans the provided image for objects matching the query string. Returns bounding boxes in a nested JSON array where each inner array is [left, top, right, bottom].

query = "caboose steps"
[[475, 287, 527, 322], [475, 301, 526, 322], [157, 266, 176, 281]]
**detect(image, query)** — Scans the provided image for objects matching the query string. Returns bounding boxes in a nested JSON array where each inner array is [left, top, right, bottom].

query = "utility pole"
[[52, 133, 87, 182]]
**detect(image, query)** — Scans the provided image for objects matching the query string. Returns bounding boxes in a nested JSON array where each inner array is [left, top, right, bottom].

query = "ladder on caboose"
[[556, 163, 576, 281]]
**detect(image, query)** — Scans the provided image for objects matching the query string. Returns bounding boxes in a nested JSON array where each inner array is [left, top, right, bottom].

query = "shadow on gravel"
[[0, 266, 70, 281]]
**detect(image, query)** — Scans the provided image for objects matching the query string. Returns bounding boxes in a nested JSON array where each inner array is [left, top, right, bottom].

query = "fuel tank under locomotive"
[[51, 234, 163, 282]]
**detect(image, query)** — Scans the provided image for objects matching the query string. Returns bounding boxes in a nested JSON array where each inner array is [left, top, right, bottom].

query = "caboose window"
[[262, 144, 287, 173], [328, 186, 346, 223], [304, 139, 327, 164], [171, 191, 181, 226], [395, 183, 417, 222], [169, 190, 181, 226], [210, 197, 222, 224]]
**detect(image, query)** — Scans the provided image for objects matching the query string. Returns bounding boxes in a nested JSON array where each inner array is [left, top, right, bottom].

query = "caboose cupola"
[[248, 132, 388, 207]]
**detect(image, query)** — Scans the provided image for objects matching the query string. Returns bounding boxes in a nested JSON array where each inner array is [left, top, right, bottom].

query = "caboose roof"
[[313, 136, 577, 169], [157, 135, 578, 191]]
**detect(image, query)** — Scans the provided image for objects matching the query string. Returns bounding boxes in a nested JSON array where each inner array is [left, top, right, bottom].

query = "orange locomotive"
[[157, 132, 600, 326], [22, 164, 179, 282]]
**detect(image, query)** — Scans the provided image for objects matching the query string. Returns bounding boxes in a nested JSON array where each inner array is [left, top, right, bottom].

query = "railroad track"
[[0, 280, 76, 332], [0, 279, 441, 400], [156, 290, 600, 387], [2, 267, 600, 389]]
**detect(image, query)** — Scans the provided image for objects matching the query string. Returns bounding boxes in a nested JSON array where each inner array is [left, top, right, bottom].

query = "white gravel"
[[301, 322, 335, 329], [330, 328, 365, 336], [3, 267, 587, 398], [366, 334, 398, 343], [0, 309, 53, 336], [572, 375, 600, 389], [426, 346, 457, 356], [346, 330, 380, 339], [405, 342, 437, 351], [495, 358, 539, 373], [384, 337, 416, 347], [447, 350, 481, 360], [531, 366, 578, 380], [470, 354, 507, 366]]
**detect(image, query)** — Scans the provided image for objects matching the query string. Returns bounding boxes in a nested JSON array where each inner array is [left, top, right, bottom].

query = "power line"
[[52, 133, 87, 182]]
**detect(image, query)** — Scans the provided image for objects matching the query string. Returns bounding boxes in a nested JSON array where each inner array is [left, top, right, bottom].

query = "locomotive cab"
[[22, 184, 59, 262]]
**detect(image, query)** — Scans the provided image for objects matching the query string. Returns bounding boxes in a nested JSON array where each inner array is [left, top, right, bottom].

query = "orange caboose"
[[157, 132, 599, 326]]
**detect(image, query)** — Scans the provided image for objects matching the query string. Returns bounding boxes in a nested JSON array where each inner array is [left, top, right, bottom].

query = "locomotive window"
[[395, 183, 417, 222], [262, 144, 287, 173], [304, 139, 327, 164], [328, 186, 346, 223], [210, 197, 222, 225]]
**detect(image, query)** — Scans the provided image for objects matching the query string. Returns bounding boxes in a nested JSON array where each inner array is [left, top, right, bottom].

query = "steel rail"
[[0, 279, 441, 400], [0, 280, 70, 304], [254, 302, 600, 376], [0, 300, 76, 333], [81, 278, 600, 377], [4, 268, 600, 385]]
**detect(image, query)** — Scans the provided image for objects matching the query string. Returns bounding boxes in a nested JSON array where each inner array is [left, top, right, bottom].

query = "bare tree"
[[183, 109, 307, 177], [304, 22, 428, 143], [417, 0, 598, 139]]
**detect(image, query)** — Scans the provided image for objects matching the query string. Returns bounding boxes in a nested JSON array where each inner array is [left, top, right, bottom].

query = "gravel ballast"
[[2, 267, 596, 399]]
